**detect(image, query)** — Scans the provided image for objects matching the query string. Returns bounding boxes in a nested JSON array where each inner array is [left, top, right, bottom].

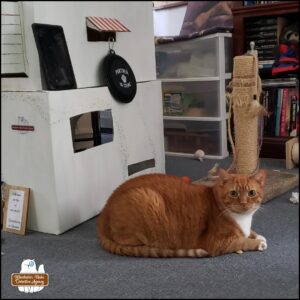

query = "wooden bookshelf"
[[260, 136, 290, 159], [232, 1, 299, 57], [231, 1, 299, 159]]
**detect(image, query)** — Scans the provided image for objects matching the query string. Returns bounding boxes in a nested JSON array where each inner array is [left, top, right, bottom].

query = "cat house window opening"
[[70, 109, 113, 153]]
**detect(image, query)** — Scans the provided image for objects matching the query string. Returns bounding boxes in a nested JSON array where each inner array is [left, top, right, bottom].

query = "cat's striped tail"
[[99, 233, 208, 258]]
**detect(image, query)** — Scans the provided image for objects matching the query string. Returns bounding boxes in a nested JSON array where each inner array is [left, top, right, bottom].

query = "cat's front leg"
[[208, 236, 267, 256], [227, 236, 267, 254], [249, 230, 267, 244]]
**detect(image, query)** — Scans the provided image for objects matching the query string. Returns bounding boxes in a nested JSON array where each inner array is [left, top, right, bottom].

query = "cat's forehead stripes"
[[228, 175, 253, 191]]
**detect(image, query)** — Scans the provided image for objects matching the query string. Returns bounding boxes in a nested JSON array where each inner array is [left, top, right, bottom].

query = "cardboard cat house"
[[1, 1, 165, 234]]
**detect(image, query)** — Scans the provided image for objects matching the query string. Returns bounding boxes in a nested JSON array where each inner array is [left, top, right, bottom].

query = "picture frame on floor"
[[2, 184, 30, 235]]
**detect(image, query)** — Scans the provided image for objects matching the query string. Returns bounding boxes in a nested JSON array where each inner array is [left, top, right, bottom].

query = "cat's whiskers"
[[254, 205, 264, 215], [228, 203, 260, 215]]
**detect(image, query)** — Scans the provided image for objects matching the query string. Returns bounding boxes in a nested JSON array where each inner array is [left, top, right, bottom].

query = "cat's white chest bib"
[[229, 212, 254, 237]]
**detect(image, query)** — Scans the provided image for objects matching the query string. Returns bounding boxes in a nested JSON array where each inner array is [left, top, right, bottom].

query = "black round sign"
[[103, 50, 137, 103]]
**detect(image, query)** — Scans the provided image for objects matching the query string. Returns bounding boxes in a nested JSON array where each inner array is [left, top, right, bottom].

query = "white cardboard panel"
[[1, 53, 24, 64], [2, 1, 156, 91], [1, 63, 26, 74], [2, 15, 21, 25], [1, 34, 22, 44], [1, 91, 61, 234], [1, 2, 26, 76], [1, 1, 19, 15], [2, 24, 22, 34], [1, 81, 165, 234], [2, 44, 23, 54]]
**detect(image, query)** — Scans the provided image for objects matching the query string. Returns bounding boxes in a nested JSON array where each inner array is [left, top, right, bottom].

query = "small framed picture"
[[2, 185, 30, 235]]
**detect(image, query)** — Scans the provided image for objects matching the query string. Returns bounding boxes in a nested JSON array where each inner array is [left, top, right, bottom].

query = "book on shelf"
[[245, 17, 277, 27], [285, 89, 293, 136], [261, 79, 299, 137], [275, 88, 282, 136], [289, 89, 299, 136], [244, 1, 255, 6], [243, 1, 281, 6], [246, 31, 277, 39], [254, 44, 277, 50], [258, 62, 274, 70], [261, 88, 270, 135], [257, 49, 275, 55], [262, 77, 298, 86], [262, 87, 277, 136], [258, 56, 276, 61], [246, 38, 277, 45], [280, 88, 289, 137], [253, 53, 275, 62], [245, 25, 278, 33], [259, 59, 275, 67]]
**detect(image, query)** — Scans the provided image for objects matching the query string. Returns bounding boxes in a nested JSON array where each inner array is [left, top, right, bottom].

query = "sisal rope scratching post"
[[227, 53, 267, 174], [194, 45, 299, 202]]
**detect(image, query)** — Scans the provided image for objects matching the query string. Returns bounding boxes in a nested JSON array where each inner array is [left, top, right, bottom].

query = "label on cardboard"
[[11, 125, 35, 131]]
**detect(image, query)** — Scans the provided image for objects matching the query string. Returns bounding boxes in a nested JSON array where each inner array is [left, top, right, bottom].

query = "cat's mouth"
[[230, 204, 259, 214]]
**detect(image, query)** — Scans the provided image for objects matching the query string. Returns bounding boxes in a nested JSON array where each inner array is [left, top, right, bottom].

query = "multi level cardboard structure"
[[1, 2, 165, 234]]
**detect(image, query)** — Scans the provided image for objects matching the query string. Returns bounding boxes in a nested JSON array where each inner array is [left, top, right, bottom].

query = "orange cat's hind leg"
[[107, 187, 168, 250], [177, 248, 209, 257], [112, 234, 143, 247]]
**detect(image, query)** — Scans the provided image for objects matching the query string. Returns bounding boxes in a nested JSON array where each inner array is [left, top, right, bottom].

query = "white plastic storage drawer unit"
[[156, 32, 232, 159], [156, 33, 232, 78]]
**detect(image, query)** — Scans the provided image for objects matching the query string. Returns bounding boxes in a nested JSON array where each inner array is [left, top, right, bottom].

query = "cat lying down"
[[97, 169, 267, 258]]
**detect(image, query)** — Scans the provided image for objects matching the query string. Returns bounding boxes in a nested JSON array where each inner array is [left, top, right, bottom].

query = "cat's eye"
[[248, 190, 257, 197], [229, 190, 239, 198]]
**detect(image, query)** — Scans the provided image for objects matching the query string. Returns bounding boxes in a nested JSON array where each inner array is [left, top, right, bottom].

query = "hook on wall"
[[108, 36, 115, 53]]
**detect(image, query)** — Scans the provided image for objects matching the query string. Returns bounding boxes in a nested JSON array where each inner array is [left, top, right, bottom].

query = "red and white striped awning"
[[86, 17, 130, 32]]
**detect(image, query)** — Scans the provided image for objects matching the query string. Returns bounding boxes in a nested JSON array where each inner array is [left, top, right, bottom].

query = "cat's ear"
[[218, 168, 231, 186], [252, 169, 266, 187]]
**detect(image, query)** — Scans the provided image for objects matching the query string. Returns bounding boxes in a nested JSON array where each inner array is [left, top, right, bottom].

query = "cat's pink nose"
[[240, 197, 247, 204]]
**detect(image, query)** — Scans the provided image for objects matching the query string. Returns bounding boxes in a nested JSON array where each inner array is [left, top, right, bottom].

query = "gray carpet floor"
[[1, 156, 299, 299]]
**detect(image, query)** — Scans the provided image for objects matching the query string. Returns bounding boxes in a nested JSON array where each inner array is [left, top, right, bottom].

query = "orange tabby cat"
[[97, 168, 267, 257]]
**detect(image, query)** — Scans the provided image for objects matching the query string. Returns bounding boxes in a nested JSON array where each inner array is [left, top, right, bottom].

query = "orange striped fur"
[[97, 169, 267, 257]]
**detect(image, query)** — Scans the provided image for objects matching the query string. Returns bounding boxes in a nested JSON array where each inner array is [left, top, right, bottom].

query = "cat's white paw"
[[256, 234, 266, 243], [195, 249, 208, 257], [258, 240, 267, 251]]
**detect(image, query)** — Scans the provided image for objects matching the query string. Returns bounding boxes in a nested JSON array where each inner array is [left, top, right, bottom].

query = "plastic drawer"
[[164, 119, 222, 156], [156, 34, 232, 79], [162, 81, 220, 117]]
